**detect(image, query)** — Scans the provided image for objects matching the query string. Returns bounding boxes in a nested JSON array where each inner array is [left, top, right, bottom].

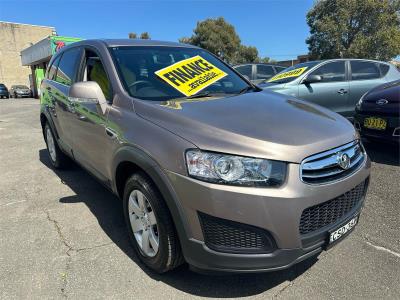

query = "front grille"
[[301, 141, 365, 184], [198, 212, 276, 254], [299, 181, 367, 235]]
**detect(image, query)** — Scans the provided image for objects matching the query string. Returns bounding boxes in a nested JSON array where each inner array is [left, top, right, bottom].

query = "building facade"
[[0, 21, 55, 90], [276, 54, 311, 67]]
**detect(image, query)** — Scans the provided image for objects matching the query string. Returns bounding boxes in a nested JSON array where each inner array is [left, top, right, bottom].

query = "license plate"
[[364, 117, 387, 130], [329, 216, 358, 244]]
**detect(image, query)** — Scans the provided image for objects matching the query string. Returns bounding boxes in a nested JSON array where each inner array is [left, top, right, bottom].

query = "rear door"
[[51, 47, 83, 152], [298, 61, 349, 116], [348, 60, 386, 112]]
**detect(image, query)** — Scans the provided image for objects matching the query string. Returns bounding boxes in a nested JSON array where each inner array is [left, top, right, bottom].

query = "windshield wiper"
[[237, 85, 258, 95], [184, 91, 212, 99]]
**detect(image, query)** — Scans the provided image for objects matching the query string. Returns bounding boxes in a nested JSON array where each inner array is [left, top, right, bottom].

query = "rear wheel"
[[44, 123, 69, 169], [123, 173, 183, 273]]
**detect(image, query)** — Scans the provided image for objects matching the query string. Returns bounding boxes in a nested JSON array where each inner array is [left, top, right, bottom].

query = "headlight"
[[185, 150, 286, 187], [356, 92, 368, 109]]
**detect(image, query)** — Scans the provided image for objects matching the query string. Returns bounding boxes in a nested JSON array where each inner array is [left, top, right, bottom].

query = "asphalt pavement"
[[1, 99, 399, 299]]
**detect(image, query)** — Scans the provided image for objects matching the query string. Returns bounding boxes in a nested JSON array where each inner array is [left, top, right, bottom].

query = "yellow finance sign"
[[268, 67, 308, 82], [155, 55, 228, 96]]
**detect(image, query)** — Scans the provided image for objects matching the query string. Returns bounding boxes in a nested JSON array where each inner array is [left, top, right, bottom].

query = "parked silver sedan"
[[259, 59, 400, 119]]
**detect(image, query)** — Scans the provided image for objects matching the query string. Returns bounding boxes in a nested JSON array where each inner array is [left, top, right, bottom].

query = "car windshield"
[[110, 46, 251, 101], [15, 85, 29, 89], [268, 61, 320, 84]]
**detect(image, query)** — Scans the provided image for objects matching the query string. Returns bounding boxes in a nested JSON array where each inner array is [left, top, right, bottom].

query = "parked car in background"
[[10, 85, 32, 98], [0, 83, 9, 98], [40, 39, 370, 274], [233, 63, 286, 84], [260, 59, 400, 120], [354, 80, 400, 143]]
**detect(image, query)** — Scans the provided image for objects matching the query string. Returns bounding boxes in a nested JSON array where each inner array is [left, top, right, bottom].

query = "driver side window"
[[82, 49, 112, 100], [309, 62, 346, 83]]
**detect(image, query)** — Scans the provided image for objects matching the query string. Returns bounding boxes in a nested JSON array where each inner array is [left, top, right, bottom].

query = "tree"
[[306, 0, 400, 61], [180, 17, 260, 63], [234, 45, 259, 64], [140, 32, 151, 39], [259, 56, 272, 63], [129, 32, 151, 39]]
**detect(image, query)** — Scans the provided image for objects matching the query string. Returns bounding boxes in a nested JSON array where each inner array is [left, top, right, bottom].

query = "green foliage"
[[259, 56, 272, 63], [129, 32, 151, 39], [306, 0, 400, 61], [128, 32, 137, 39], [180, 17, 262, 64], [140, 32, 151, 39], [234, 45, 259, 64]]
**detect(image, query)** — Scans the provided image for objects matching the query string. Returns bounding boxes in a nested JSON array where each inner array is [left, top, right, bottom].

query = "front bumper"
[[354, 114, 400, 143], [166, 156, 371, 273], [15, 92, 31, 97]]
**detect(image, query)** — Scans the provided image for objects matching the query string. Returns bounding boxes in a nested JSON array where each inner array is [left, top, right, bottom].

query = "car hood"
[[360, 80, 400, 114], [135, 91, 357, 163]]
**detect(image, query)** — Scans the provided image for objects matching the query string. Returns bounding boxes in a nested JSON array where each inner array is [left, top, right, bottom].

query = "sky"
[[0, 0, 315, 61]]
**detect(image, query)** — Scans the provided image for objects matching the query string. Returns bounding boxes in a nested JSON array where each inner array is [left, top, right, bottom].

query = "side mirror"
[[303, 75, 322, 84], [69, 81, 108, 114]]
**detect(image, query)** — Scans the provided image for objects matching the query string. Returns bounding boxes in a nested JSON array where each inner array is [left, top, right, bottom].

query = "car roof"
[[233, 63, 286, 67], [318, 58, 390, 64], [75, 39, 200, 49]]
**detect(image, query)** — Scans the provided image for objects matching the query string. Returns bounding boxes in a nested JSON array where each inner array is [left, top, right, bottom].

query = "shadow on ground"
[[362, 139, 400, 166], [39, 149, 318, 298]]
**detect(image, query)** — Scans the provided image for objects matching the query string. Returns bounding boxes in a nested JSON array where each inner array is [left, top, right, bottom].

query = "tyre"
[[44, 123, 69, 169], [123, 173, 183, 273]]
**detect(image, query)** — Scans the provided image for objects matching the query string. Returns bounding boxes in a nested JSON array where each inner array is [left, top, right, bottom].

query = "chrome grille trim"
[[300, 140, 366, 185]]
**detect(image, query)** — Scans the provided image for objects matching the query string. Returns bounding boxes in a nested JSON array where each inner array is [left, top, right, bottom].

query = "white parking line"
[[365, 240, 400, 259], [0, 200, 27, 207]]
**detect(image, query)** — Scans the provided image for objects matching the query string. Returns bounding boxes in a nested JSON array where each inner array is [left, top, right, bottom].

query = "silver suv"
[[40, 39, 370, 273]]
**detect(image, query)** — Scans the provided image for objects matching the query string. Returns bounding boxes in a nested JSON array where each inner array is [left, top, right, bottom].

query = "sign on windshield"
[[268, 67, 308, 82], [155, 55, 227, 96]]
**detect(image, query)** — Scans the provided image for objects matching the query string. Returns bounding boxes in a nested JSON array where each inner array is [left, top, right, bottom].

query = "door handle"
[[105, 127, 117, 139], [337, 89, 348, 95]]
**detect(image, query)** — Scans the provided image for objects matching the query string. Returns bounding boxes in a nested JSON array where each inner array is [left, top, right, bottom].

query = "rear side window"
[[235, 65, 252, 78], [55, 48, 82, 86], [351, 61, 380, 80], [256, 65, 275, 80], [47, 55, 61, 81], [309, 61, 346, 82], [379, 63, 390, 77]]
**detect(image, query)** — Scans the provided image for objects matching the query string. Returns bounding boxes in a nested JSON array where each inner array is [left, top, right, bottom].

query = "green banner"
[[35, 68, 45, 96], [50, 36, 82, 54]]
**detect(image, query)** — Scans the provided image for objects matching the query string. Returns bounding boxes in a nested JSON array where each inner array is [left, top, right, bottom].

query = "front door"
[[68, 48, 114, 182], [298, 61, 349, 116]]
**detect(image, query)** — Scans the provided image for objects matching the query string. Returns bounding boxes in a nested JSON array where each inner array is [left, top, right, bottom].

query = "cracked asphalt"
[[1, 99, 399, 299]]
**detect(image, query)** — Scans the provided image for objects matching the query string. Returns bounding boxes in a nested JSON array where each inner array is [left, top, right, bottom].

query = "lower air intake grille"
[[299, 181, 367, 235], [198, 212, 276, 254]]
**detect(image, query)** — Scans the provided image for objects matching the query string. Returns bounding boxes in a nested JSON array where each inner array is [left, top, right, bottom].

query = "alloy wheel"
[[46, 127, 57, 162], [128, 190, 159, 257]]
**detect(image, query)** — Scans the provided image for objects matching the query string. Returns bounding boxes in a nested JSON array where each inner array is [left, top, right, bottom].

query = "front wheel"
[[123, 173, 183, 273]]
